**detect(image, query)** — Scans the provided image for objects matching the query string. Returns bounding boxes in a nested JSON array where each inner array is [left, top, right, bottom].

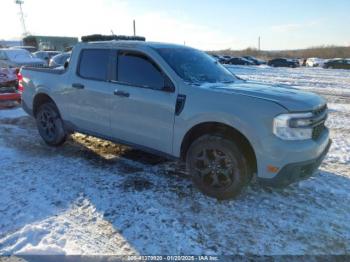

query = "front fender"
[[173, 111, 260, 158], [172, 91, 288, 163]]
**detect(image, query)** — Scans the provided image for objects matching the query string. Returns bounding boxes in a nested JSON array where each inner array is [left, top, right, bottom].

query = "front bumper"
[[259, 139, 332, 187]]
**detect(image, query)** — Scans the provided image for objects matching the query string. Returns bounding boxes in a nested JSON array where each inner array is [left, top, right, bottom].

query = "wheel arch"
[[32, 93, 60, 117], [180, 122, 257, 175]]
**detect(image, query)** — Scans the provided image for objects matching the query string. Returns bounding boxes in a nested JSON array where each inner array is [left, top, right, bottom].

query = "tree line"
[[208, 45, 350, 60]]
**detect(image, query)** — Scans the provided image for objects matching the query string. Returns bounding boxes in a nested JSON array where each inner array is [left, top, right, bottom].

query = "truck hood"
[[202, 81, 326, 112]]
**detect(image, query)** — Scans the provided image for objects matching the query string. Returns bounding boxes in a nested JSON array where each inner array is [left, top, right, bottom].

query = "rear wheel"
[[36, 102, 67, 146], [186, 135, 251, 200]]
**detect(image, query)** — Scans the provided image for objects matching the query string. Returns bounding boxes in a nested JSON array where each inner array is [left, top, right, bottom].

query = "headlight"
[[273, 113, 313, 140]]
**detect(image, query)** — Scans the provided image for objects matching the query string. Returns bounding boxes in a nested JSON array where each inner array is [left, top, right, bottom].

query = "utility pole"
[[15, 0, 28, 37], [258, 36, 261, 51], [133, 20, 136, 36]]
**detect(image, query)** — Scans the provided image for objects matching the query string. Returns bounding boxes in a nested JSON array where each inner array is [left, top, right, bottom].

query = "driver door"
[[109, 50, 178, 155]]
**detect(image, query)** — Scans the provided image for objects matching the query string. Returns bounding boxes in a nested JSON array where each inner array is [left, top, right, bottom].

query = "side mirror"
[[64, 61, 69, 69]]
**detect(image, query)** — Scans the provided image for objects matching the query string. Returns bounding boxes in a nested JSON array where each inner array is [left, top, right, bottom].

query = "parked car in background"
[[0, 67, 21, 107], [33, 51, 62, 65], [220, 55, 233, 64], [0, 48, 46, 68], [10, 46, 37, 53], [306, 57, 326, 67], [211, 54, 227, 64], [211, 54, 220, 60], [228, 57, 255, 66], [268, 58, 299, 68], [323, 59, 350, 69], [243, 56, 266, 65], [0, 67, 17, 87], [291, 58, 301, 66], [49, 52, 71, 67]]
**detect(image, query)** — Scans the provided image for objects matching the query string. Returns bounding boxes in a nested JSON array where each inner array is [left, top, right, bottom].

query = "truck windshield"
[[154, 47, 237, 84]]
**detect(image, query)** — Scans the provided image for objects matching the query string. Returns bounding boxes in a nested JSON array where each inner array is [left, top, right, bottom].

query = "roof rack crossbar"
[[81, 34, 146, 43]]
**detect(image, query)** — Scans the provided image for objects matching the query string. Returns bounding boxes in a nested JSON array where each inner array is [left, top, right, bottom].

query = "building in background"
[[23, 35, 78, 51]]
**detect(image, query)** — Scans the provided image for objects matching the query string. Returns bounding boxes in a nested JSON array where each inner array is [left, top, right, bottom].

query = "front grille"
[[311, 104, 327, 140], [312, 123, 325, 140], [313, 104, 327, 116]]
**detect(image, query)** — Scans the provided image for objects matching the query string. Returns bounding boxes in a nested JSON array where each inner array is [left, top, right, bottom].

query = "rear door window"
[[117, 51, 164, 90], [78, 49, 110, 81]]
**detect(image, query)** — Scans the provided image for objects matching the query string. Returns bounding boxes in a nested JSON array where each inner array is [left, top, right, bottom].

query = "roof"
[[77, 40, 192, 50]]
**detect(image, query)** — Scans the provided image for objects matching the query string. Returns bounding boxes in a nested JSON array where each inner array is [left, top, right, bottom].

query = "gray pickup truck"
[[20, 41, 331, 199]]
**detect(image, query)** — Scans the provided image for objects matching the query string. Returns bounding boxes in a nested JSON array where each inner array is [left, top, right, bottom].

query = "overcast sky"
[[1, 0, 350, 51]]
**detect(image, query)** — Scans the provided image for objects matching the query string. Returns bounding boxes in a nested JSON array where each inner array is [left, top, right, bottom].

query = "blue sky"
[[1, 0, 350, 50]]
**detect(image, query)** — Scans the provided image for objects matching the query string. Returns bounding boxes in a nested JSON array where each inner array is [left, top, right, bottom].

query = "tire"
[[186, 135, 251, 200], [36, 102, 67, 146]]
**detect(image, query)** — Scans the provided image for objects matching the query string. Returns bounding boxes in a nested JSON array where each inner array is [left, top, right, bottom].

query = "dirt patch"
[[121, 176, 154, 192], [72, 133, 167, 165], [0, 115, 168, 174]]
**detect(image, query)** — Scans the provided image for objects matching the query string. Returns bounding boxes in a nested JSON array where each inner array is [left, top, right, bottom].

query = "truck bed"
[[22, 66, 67, 75]]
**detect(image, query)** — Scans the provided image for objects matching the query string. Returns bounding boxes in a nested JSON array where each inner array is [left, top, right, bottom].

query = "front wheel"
[[36, 102, 67, 146], [186, 135, 251, 200]]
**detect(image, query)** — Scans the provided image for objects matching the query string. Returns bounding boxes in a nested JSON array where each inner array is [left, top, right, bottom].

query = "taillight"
[[17, 72, 24, 93]]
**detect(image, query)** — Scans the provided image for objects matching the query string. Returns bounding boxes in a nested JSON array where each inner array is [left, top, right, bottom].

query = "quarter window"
[[117, 52, 164, 89], [78, 49, 110, 81]]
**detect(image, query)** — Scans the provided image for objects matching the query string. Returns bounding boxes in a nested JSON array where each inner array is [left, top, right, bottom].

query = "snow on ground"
[[227, 65, 350, 97], [0, 66, 350, 255], [0, 108, 26, 119]]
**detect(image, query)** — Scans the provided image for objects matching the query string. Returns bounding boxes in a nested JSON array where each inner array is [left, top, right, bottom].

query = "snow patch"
[[0, 108, 27, 119]]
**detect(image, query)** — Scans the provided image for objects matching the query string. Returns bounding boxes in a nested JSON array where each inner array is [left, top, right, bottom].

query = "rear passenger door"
[[67, 49, 115, 134], [109, 50, 177, 155]]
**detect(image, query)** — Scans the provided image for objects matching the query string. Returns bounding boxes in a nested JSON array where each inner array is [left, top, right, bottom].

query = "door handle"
[[72, 83, 85, 89], [114, 90, 130, 97]]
